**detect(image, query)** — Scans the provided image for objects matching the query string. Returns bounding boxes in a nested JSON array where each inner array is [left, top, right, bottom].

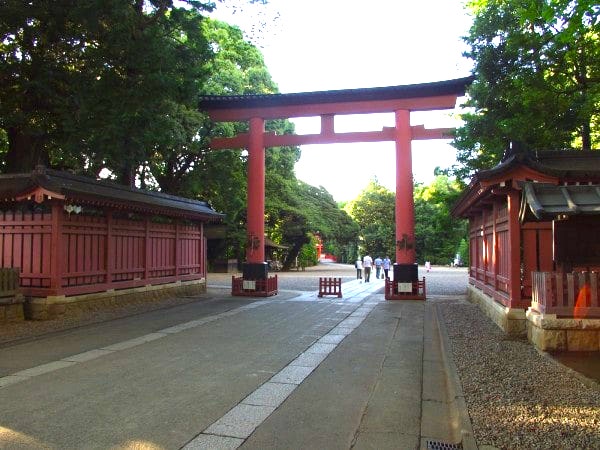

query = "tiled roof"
[[474, 149, 600, 182], [199, 77, 474, 109], [0, 166, 223, 221], [520, 182, 600, 222]]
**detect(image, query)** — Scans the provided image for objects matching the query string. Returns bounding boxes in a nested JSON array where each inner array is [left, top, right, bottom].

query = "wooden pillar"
[[175, 221, 180, 279], [246, 116, 266, 263], [106, 210, 114, 286], [394, 109, 415, 264], [507, 190, 522, 305], [492, 202, 499, 291], [144, 216, 151, 282], [50, 203, 64, 295], [200, 223, 206, 278]]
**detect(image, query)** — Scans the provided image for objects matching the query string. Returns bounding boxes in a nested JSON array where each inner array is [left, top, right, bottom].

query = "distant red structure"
[[0, 167, 222, 318], [315, 233, 323, 261]]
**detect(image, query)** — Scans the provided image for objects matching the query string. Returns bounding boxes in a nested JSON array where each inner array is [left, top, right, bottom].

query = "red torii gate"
[[200, 77, 471, 297]]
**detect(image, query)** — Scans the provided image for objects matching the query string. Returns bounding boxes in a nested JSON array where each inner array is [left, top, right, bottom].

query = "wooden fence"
[[0, 209, 205, 297], [531, 271, 600, 318]]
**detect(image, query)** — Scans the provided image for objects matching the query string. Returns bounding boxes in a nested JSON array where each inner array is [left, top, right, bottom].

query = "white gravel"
[[438, 297, 600, 450]]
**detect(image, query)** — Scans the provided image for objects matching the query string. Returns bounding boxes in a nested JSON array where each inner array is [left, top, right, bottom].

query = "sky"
[[209, 0, 474, 201]]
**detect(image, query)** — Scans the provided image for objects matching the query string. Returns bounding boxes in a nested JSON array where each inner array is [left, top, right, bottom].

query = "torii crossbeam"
[[200, 77, 471, 298]]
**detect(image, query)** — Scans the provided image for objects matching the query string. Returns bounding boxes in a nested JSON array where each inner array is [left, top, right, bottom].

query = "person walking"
[[374, 256, 383, 279], [383, 256, 391, 279], [363, 254, 373, 282], [355, 257, 363, 281]]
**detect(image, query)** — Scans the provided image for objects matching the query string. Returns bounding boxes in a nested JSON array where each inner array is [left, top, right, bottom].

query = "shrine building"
[[0, 166, 222, 321], [452, 146, 600, 351]]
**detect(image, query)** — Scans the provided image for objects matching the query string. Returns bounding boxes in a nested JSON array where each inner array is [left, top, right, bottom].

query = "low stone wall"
[[0, 295, 25, 322], [24, 279, 206, 320], [526, 308, 600, 351], [466, 285, 527, 336]]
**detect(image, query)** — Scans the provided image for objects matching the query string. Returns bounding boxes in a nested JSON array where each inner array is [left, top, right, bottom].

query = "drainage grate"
[[426, 440, 463, 450]]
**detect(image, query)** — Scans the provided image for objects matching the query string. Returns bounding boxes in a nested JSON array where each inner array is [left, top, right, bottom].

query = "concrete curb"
[[434, 304, 479, 450]]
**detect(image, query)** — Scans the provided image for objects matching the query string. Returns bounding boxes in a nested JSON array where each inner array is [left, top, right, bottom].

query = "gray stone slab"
[[359, 394, 421, 435], [340, 317, 365, 328], [159, 321, 202, 333], [352, 431, 419, 450], [101, 332, 166, 351], [290, 351, 328, 368], [62, 349, 114, 363], [305, 342, 337, 354], [204, 404, 276, 439], [318, 334, 346, 344], [183, 433, 244, 449], [13, 360, 76, 378], [0, 375, 28, 388], [270, 365, 315, 384], [422, 360, 449, 402], [421, 399, 456, 442], [329, 326, 354, 335], [242, 382, 296, 407]]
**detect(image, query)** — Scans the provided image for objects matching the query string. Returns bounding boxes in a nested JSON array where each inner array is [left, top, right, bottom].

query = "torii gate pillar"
[[394, 109, 416, 266], [243, 117, 269, 280]]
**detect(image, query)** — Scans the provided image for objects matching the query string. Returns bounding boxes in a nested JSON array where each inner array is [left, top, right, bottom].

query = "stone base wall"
[[526, 309, 600, 352], [466, 285, 527, 336], [24, 279, 206, 321], [0, 295, 25, 322]]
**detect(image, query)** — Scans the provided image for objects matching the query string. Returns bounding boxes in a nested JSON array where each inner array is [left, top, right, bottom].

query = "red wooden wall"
[[0, 207, 205, 297], [467, 197, 552, 309]]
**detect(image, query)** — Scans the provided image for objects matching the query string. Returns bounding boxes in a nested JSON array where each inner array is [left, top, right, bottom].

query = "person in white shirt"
[[362, 254, 373, 282], [355, 257, 363, 280], [383, 256, 391, 279]]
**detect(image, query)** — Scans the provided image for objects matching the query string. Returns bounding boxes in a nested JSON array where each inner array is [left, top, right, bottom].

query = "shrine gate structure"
[[200, 77, 471, 299]]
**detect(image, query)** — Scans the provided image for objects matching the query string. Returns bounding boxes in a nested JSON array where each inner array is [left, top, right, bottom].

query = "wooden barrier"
[[318, 277, 342, 298], [231, 275, 278, 297], [384, 277, 426, 300]]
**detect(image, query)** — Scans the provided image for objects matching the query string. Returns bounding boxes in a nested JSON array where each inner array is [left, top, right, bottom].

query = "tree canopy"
[[453, 0, 600, 181], [346, 176, 467, 266], [0, 1, 359, 268]]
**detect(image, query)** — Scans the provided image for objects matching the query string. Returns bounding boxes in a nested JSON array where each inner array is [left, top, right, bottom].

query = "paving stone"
[[270, 365, 315, 385], [13, 360, 76, 378], [290, 351, 329, 368], [305, 342, 337, 354], [204, 404, 276, 439], [0, 375, 29, 388], [62, 349, 114, 363], [242, 382, 297, 407], [101, 332, 166, 351], [318, 334, 346, 344], [182, 433, 244, 449]]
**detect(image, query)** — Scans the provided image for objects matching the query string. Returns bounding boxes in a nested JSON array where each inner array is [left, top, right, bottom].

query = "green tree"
[[345, 180, 396, 258], [414, 175, 467, 264], [453, 0, 600, 181], [0, 1, 215, 181]]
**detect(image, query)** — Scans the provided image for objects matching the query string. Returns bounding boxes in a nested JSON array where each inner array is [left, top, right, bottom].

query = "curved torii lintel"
[[199, 77, 472, 292]]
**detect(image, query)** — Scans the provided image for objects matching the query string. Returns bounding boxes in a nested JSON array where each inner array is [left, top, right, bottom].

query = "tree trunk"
[[5, 128, 47, 173], [581, 121, 591, 151], [282, 241, 303, 271]]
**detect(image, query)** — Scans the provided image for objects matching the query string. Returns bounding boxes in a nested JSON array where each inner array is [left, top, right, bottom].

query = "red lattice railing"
[[531, 272, 600, 318]]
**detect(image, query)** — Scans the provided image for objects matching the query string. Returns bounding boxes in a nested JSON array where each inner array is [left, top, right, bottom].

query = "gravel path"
[[438, 297, 600, 450], [1, 262, 598, 449]]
